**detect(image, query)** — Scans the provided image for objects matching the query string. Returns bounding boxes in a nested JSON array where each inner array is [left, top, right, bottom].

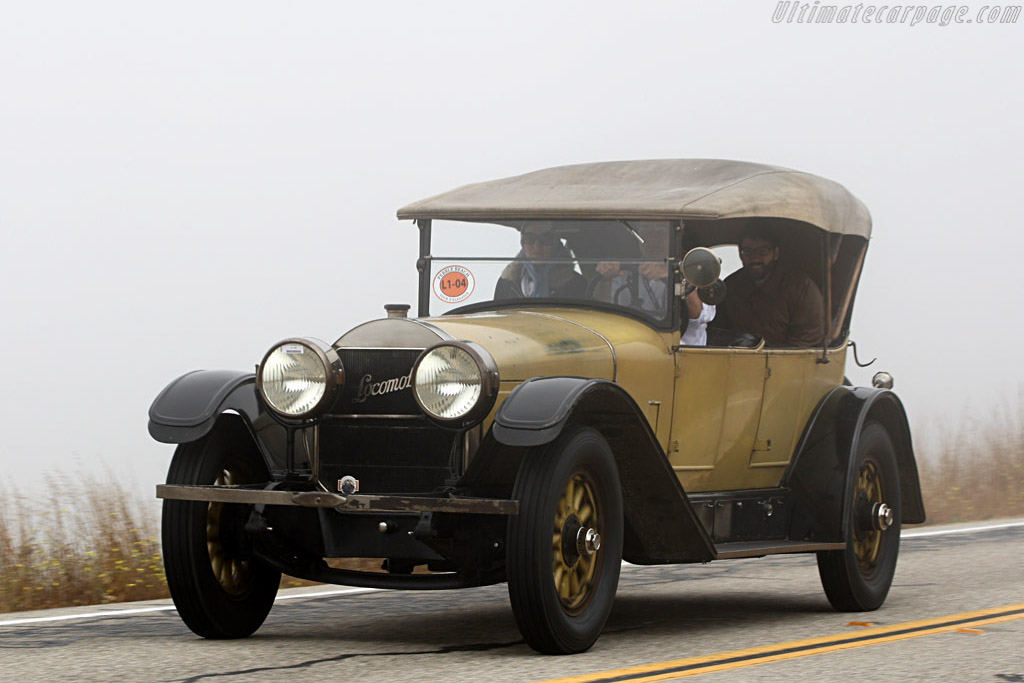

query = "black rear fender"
[[785, 386, 926, 543], [477, 377, 714, 564]]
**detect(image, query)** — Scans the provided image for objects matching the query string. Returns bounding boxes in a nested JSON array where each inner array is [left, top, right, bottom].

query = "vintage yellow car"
[[150, 159, 925, 654]]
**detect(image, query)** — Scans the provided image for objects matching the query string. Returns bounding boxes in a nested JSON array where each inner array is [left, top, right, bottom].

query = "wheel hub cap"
[[873, 502, 894, 531], [577, 527, 601, 556]]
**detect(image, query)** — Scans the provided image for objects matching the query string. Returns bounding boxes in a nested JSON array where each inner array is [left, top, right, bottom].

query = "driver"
[[494, 222, 586, 299], [595, 224, 715, 345], [711, 226, 824, 347]]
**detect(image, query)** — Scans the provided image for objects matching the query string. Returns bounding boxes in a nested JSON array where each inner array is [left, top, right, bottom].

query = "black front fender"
[[492, 376, 596, 447], [148, 370, 259, 444]]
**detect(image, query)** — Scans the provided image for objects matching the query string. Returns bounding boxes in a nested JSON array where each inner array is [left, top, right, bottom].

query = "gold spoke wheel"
[[551, 472, 601, 614], [816, 421, 901, 612], [206, 468, 253, 597], [163, 419, 280, 639], [852, 460, 884, 576], [507, 426, 623, 654]]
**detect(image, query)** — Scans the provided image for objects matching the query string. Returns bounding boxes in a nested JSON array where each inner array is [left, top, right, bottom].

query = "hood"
[[336, 311, 615, 383], [427, 311, 615, 382]]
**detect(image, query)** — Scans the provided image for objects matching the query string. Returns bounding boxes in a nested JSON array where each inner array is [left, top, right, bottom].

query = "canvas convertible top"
[[397, 159, 871, 239]]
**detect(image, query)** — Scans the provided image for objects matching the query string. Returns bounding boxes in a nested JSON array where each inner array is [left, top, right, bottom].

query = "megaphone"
[[681, 247, 721, 288]]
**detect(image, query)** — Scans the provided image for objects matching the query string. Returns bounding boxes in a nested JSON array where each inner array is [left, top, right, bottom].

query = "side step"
[[715, 540, 845, 560]]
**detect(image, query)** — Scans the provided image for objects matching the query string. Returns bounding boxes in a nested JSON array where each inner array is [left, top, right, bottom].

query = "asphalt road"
[[2, 520, 1022, 683]]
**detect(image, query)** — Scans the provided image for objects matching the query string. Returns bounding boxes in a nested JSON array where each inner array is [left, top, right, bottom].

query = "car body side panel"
[[670, 347, 767, 492], [490, 377, 716, 564], [429, 308, 677, 447], [532, 310, 678, 448], [750, 345, 848, 474]]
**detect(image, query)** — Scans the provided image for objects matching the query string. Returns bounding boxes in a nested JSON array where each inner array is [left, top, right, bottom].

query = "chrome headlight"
[[257, 338, 343, 420], [412, 341, 498, 426]]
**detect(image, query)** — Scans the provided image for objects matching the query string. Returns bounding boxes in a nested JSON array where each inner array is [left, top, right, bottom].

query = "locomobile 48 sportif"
[[150, 159, 924, 654]]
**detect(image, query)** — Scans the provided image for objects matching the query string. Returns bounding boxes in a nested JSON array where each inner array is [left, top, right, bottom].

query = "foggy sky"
[[1, 1, 1021, 494]]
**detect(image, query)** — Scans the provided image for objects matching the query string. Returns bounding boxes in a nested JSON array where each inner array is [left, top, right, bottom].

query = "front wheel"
[[817, 421, 901, 611], [507, 426, 623, 654], [162, 419, 281, 638]]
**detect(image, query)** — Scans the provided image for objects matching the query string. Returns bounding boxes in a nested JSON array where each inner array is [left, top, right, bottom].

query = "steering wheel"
[[585, 272, 607, 299], [611, 269, 638, 306], [587, 266, 640, 305]]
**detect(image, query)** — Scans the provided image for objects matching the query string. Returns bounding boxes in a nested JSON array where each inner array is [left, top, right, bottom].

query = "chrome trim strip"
[[326, 414, 422, 420], [332, 346, 426, 351], [410, 319, 455, 340]]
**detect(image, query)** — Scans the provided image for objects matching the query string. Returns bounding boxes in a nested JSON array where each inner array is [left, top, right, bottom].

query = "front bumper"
[[156, 484, 519, 515]]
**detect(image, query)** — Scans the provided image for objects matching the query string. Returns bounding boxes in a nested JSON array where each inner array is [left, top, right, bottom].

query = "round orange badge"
[[433, 265, 476, 303]]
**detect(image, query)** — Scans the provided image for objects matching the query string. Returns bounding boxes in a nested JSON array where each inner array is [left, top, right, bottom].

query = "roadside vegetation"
[[914, 399, 1023, 524], [0, 475, 165, 613], [0, 474, 314, 614], [2, 408, 1021, 613]]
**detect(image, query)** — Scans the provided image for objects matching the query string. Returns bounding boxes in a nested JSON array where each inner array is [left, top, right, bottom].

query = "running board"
[[714, 540, 846, 559]]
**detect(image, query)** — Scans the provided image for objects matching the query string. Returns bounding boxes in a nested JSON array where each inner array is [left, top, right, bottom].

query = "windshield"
[[423, 220, 677, 325]]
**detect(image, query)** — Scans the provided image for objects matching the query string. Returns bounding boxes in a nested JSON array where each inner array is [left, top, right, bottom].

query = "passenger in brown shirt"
[[712, 228, 825, 348]]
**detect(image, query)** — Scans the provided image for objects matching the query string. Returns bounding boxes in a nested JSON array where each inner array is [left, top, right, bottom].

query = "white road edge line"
[[0, 586, 377, 627], [1, 520, 1020, 628], [0, 605, 178, 626], [902, 520, 1024, 538]]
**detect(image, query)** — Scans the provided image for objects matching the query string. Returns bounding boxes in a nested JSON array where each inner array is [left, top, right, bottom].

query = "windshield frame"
[[414, 218, 683, 332]]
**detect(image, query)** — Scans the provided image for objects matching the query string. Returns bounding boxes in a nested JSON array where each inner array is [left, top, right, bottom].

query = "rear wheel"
[[162, 419, 280, 638], [817, 421, 901, 611], [507, 426, 623, 654]]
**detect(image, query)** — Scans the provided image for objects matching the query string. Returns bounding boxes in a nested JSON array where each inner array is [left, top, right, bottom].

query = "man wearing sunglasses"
[[711, 227, 824, 348], [494, 222, 586, 299]]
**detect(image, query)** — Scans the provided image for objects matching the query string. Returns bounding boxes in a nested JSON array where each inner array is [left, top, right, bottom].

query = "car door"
[[750, 347, 847, 479], [668, 345, 768, 493]]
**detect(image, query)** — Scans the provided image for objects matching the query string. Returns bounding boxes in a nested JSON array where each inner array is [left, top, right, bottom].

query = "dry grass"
[[914, 398, 1024, 524], [0, 474, 315, 614], [0, 474, 166, 613], [1, 406, 1021, 613]]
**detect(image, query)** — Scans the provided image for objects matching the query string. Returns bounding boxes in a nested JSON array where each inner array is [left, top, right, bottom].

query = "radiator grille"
[[335, 348, 423, 416], [318, 423, 456, 494]]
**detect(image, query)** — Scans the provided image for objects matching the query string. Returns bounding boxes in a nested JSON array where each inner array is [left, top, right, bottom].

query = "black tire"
[[162, 419, 281, 638], [817, 421, 901, 611], [507, 426, 623, 654]]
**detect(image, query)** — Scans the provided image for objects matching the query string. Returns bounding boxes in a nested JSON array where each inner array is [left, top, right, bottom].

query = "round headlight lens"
[[414, 345, 485, 421], [259, 341, 329, 417]]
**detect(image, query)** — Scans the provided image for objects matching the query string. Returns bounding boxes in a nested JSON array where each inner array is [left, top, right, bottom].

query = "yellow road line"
[[536, 603, 1024, 683]]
